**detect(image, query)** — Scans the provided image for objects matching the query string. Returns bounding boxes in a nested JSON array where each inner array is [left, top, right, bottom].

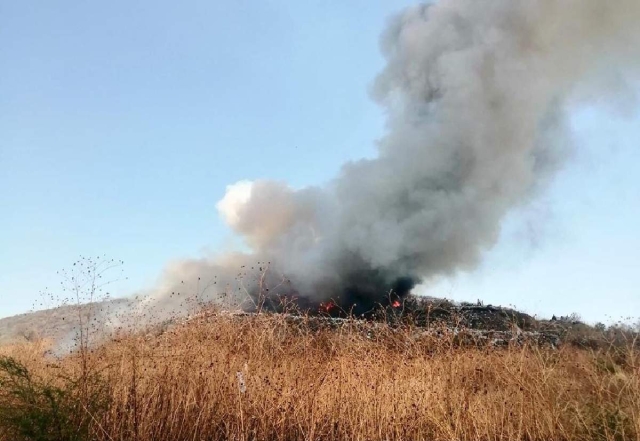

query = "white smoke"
[[142, 0, 640, 317]]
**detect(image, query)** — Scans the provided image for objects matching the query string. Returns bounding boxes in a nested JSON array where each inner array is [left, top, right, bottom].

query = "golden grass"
[[2, 313, 639, 441]]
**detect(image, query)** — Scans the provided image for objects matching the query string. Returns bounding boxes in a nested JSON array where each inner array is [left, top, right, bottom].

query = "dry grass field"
[[0, 311, 638, 441]]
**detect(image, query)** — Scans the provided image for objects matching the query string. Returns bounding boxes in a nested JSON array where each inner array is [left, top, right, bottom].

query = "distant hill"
[[0, 298, 131, 345]]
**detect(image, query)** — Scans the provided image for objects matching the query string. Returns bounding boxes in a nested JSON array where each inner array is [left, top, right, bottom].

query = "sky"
[[1, 0, 638, 324]]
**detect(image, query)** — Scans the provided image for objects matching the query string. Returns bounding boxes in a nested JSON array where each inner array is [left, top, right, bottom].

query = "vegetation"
[[1, 258, 637, 440], [0, 311, 638, 441], [0, 354, 108, 441]]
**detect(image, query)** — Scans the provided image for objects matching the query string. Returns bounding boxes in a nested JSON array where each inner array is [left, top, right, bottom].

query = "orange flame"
[[392, 300, 401, 308], [320, 301, 336, 312]]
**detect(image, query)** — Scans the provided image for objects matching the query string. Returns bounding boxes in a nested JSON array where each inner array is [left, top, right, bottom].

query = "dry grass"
[[1, 313, 639, 441]]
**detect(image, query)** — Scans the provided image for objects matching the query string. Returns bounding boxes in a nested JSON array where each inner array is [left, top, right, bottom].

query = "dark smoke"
[[137, 0, 640, 320]]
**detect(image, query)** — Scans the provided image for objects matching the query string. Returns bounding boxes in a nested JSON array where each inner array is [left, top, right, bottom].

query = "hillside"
[[0, 295, 623, 350], [0, 298, 131, 345]]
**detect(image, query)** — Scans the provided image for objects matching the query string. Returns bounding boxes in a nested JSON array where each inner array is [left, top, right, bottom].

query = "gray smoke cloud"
[[141, 0, 640, 318]]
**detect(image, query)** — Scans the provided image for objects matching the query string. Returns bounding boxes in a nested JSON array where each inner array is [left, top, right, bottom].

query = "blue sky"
[[1, 0, 638, 323]]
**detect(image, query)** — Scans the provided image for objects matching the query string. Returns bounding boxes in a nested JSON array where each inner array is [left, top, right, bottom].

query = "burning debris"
[[319, 301, 336, 314], [168, 298, 564, 349]]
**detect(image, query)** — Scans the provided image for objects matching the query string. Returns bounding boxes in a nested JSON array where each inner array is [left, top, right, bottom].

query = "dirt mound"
[[0, 295, 622, 350]]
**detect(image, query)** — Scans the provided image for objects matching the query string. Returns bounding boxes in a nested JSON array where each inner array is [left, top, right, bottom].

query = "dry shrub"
[[1, 313, 638, 441]]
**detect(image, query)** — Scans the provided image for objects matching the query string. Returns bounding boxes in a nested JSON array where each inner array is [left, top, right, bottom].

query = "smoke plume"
[[143, 0, 640, 317]]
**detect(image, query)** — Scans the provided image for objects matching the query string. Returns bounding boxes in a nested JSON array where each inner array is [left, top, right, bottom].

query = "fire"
[[392, 300, 401, 308], [320, 301, 336, 313]]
